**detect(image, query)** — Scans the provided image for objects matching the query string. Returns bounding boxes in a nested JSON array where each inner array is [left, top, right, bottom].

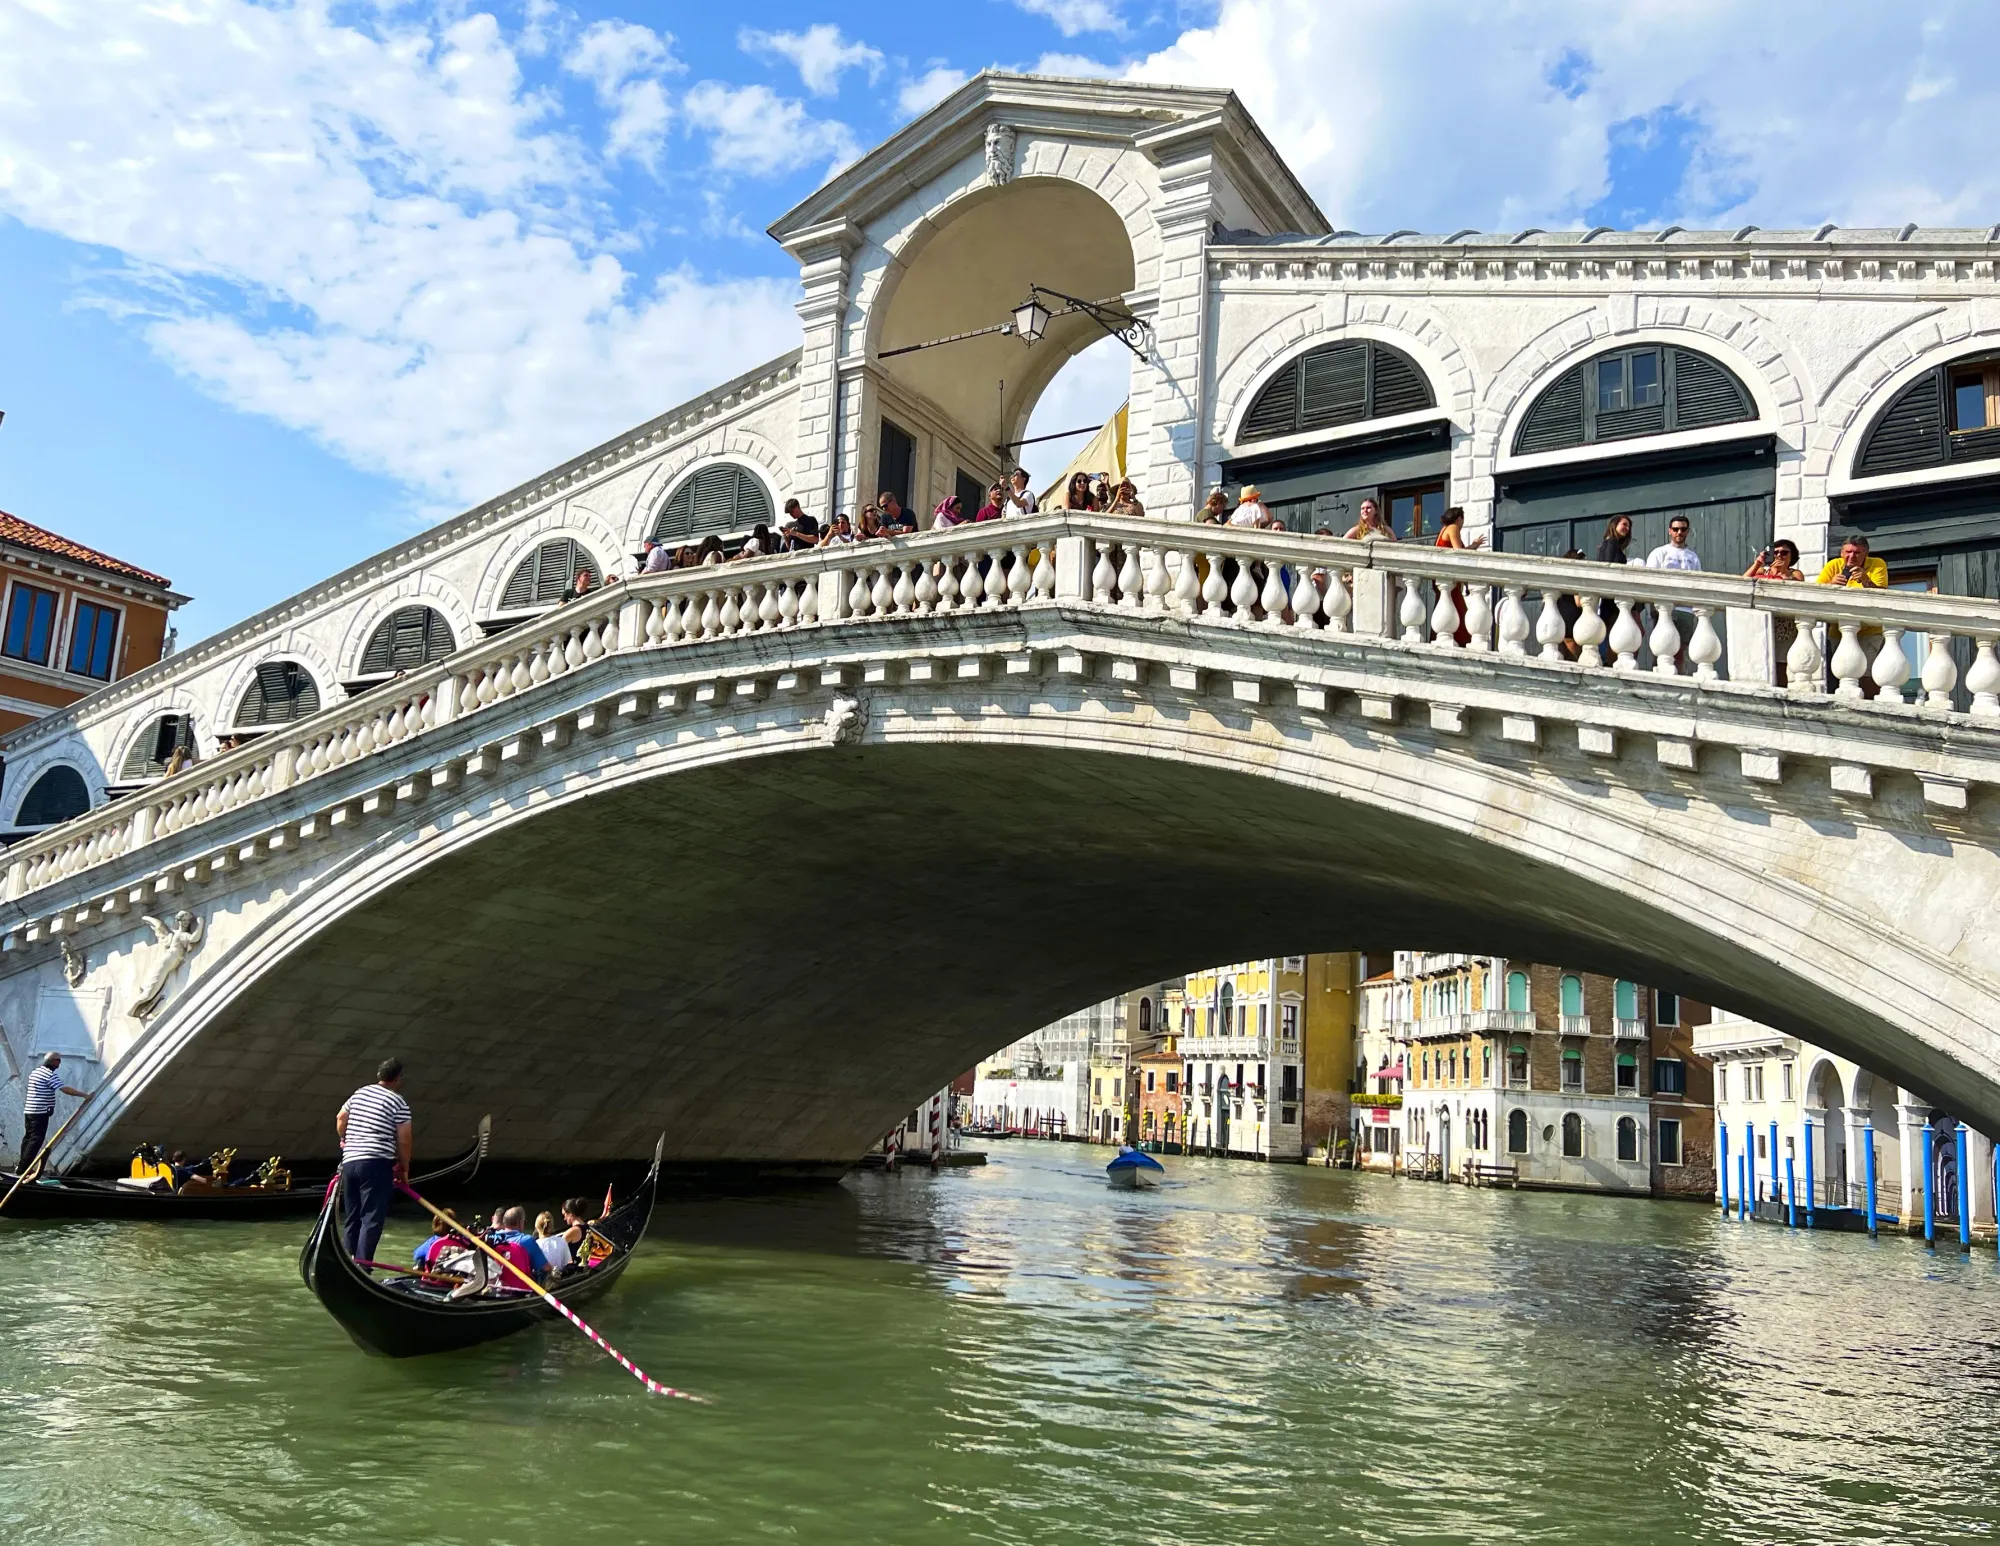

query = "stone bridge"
[[6, 513, 2000, 1169]]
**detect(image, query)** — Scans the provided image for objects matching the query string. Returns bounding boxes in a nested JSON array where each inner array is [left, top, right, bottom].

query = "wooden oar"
[[396, 1182, 701, 1402], [0, 1093, 97, 1215]]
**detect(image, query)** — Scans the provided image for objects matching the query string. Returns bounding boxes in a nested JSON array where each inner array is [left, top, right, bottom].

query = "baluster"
[[960, 556, 985, 610], [1169, 551, 1200, 616], [566, 625, 588, 669], [1571, 597, 1605, 667], [719, 587, 743, 633], [1871, 627, 1912, 702], [936, 560, 960, 612], [1397, 576, 1426, 642], [913, 564, 938, 615], [870, 568, 895, 616], [1231, 555, 1261, 619], [775, 580, 798, 628], [1535, 591, 1567, 660], [798, 574, 821, 624], [891, 565, 916, 616], [1967, 636, 2000, 716], [1092, 542, 1118, 604], [1289, 564, 1322, 629], [386, 703, 407, 742], [1830, 622, 1869, 701], [1201, 554, 1229, 616], [1786, 619, 1825, 697], [549, 633, 573, 680], [1031, 545, 1056, 598], [1608, 600, 1644, 671], [1920, 634, 1958, 711], [525, 640, 548, 685], [645, 600, 667, 644], [1118, 547, 1143, 609], [1462, 585, 1493, 651], [1648, 605, 1683, 676], [1321, 568, 1352, 633], [1259, 561, 1289, 626], [667, 594, 693, 642], [584, 617, 608, 660], [1428, 583, 1461, 649], [508, 649, 533, 694], [848, 571, 870, 618], [1686, 608, 1723, 683], [1009, 544, 1033, 604]]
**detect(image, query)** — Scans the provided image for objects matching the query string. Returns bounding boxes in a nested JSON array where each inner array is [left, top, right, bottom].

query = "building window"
[[1613, 979, 1639, 1019], [235, 661, 321, 728], [119, 713, 198, 780], [1756, 1131, 1768, 1161], [1616, 1115, 1640, 1162], [3, 582, 58, 665], [1280, 1066, 1298, 1101], [1506, 1109, 1529, 1153], [1615, 1056, 1639, 1094], [1219, 981, 1234, 1033], [15, 765, 90, 827], [500, 538, 599, 611], [1653, 1058, 1686, 1096], [1717, 1064, 1729, 1102], [1654, 990, 1680, 1027], [1559, 975, 1584, 1017], [1514, 344, 1752, 454], [1562, 1112, 1585, 1158], [1093, 1078, 1102, 1100], [1146, 1070, 1156, 1092], [1258, 1003, 1269, 1037], [1138, 998, 1153, 1037], [1448, 1049, 1458, 1083], [1561, 1052, 1584, 1094], [1282, 1004, 1299, 1039], [1238, 339, 1436, 444], [1749, 1065, 1765, 1102], [1506, 971, 1529, 1014], [1658, 1119, 1683, 1166], [1506, 1046, 1530, 1088], [66, 600, 119, 680], [1482, 1045, 1492, 1083], [360, 606, 456, 676], [1780, 1062, 1795, 1102], [1951, 360, 2000, 432], [1166, 1072, 1178, 1093], [1282, 955, 1305, 972]]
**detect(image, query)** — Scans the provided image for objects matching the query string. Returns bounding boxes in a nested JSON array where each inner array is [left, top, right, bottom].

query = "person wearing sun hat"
[[1231, 484, 1275, 528]]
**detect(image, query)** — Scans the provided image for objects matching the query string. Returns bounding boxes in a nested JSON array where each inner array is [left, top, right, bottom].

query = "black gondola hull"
[[0, 1119, 490, 1223], [299, 1138, 659, 1358]]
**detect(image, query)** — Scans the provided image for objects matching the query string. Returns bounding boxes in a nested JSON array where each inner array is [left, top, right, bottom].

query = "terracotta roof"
[[0, 510, 173, 589]]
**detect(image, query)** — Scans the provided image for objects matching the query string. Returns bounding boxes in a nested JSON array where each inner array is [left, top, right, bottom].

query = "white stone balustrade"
[[9, 511, 2000, 904]]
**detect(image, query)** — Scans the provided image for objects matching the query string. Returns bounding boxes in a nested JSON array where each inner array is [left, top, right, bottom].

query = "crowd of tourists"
[[412, 1197, 605, 1299]]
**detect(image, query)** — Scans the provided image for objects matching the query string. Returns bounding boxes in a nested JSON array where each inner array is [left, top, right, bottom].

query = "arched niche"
[[500, 539, 601, 613], [1513, 343, 1755, 456], [16, 765, 91, 827], [650, 463, 774, 544], [1853, 349, 2000, 478], [235, 660, 322, 729], [1236, 339, 1436, 444], [874, 177, 1138, 462], [358, 606, 457, 678]]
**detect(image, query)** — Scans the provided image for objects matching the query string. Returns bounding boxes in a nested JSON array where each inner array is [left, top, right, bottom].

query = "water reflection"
[[3, 1146, 2000, 1544]]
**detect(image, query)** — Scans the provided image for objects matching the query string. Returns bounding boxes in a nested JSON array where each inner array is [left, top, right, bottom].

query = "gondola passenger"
[[534, 1211, 572, 1275]]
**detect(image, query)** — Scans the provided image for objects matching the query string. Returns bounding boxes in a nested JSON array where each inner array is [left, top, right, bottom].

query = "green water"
[[3, 1145, 1998, 1544]]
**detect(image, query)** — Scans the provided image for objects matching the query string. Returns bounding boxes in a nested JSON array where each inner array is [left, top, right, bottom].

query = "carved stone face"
[[172, 910, 196, 933]]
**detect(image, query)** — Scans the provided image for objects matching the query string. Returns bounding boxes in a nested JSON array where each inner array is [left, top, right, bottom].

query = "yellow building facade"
[[1179, 954, 1357, 1161]]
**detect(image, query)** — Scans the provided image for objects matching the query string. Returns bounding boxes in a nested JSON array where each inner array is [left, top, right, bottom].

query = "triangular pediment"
[[767, 71, 1327, 251]]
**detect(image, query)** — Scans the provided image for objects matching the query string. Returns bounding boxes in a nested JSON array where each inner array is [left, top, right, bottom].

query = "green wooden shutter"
[[1370, 344, 1435, 416], [362, 607, 455, 674], [1297, 343, 1369, 429], [502, 540, 597, 609], [18, 766, 90, 826], [1515, 367, 1586, 453], [1241, 358, 1301, 441], [1857, 369, 1947, 475], [1670, 348, 1753, 430], [238, 661, 320, 726]]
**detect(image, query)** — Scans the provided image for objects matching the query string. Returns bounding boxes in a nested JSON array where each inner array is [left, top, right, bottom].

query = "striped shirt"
[[339, 1083, 411, 1161], [22, 1066, 63, 1116]]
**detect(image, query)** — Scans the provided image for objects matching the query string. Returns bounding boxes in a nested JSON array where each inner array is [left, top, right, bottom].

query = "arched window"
[[120, 713, 197, 779], [1219, 981, 1234, 1030], [1505, 971, 1529, 1013], [1238, 339, 1436, 444], [1616, 1115, 1640, 1162], [360, 606, 457, 676], [1562, 1112, 1585, 1157], [1613, 980, 1640, 1019], [1138, 998, 1153, 1036], [17, 766, 91, 826], [1854, 350, 2000, 478], [1506, 1108, 1529, 1154], [500, 539, 599, 611], [236, 661, 321, 728], [1513, 345, 1754, 455], [650, 464, 773, 543], [1559, 975, 1584, 1017]]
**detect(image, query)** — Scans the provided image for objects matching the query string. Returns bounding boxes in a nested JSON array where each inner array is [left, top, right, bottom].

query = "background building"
[[971, 981, 1177, 1140], [1181, 955, 1356, 1161]]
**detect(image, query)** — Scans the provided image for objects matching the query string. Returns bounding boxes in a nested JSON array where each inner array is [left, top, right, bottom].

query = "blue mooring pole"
[[1957, 1126, 1972, 1249], [1769, 1121, 1781, 1201], [1923, 1126, 1937, 1245], [1739, 1151, 1750, 1220], [1718, 1123, 1730, 1215], [1865, 1136, 1878, 1237], [1800, 1112, 1816, 1224], [1785, 1156, 1797, 1228]]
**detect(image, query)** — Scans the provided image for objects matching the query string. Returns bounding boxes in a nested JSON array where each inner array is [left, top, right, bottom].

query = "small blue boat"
[[1106, 1146, 1166, 1190]]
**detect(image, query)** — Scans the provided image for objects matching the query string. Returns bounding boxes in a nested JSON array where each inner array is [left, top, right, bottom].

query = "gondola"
[[0, 1116, 491, 1222], [299, 1136, 661, 1358]]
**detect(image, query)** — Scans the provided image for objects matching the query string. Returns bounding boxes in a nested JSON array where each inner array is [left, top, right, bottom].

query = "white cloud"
[[898, 65, 969, 118], [562, 18, 682, 169], [1130, 0, 2000, 232], [1015, 0, 1126, 40], [0, 0, 798, 507], [740, 23, 883, 96], [1030, 52, 1119, 79], [682, 81, 859, 178]]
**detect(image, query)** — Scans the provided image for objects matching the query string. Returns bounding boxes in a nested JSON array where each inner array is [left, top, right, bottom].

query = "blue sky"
[[1, 1, 1994, 644]]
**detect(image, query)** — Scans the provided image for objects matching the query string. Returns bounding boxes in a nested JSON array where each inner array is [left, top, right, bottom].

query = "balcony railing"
[[1471, 1009, 1537, 1034], [1559, 1014, 1593, 1037], [1613, 1017, 1648, 1040]]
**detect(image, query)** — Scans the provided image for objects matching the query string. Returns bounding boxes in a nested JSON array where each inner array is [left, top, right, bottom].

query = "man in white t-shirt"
[[1004, 468, 1037, 516], [1644, 516, 1700, 572]]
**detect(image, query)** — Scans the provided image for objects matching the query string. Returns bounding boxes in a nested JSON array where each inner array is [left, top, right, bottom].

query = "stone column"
[[1965, 1127, 1995, 1229], [781, 218, 863, 522], [1897, 1096, 1929, 1226], [1801, 1104, 1827, 1207], [1846, 1107, 1875, 1212]]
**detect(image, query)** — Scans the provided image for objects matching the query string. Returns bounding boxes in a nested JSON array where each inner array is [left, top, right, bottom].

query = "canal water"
[[4, 1146, 1999, 1544]]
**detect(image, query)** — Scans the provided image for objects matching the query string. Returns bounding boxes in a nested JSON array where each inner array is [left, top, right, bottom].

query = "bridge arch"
[[50, 621, 2000, 1169]]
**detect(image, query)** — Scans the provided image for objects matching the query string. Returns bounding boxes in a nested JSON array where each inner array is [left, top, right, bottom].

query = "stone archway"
[[1806, 1057, 1849, 1204]]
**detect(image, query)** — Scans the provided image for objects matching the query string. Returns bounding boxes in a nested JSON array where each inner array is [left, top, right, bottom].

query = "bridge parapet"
[[7, 511, 2000, 921]]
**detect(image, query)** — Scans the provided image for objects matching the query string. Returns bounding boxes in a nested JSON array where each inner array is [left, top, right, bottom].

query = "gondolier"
[[18, 1053, 90, 1171], [335, 1058, 412, 1266]]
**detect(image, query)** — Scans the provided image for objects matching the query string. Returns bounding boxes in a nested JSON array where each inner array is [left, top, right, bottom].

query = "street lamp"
[[1011, 292, 1053, 346]]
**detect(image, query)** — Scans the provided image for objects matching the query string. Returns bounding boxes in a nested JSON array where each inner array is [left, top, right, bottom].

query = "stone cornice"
[[0, 348, 803, 756]]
